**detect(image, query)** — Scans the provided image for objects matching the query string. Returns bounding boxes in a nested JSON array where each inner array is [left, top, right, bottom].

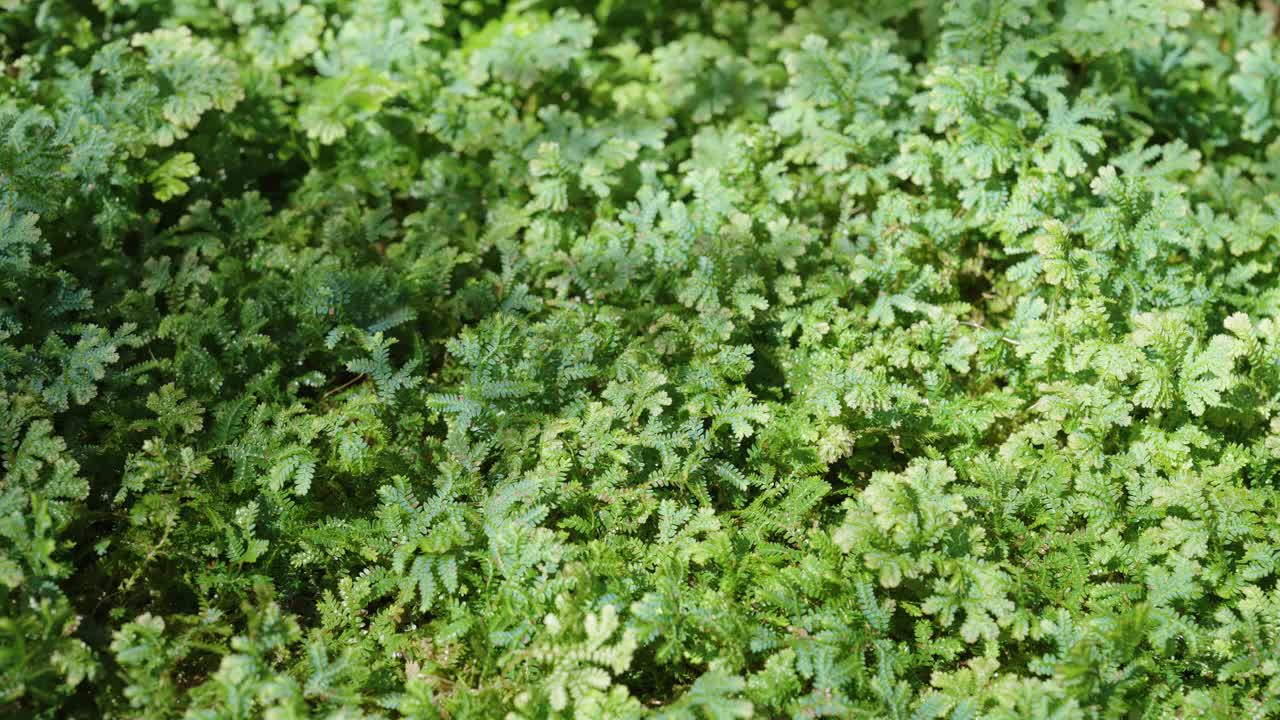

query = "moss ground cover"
[[6, 1, 1280, 717]]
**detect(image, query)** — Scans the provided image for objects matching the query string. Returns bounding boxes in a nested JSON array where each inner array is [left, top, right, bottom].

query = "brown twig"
[[323, 373, 367, 398]]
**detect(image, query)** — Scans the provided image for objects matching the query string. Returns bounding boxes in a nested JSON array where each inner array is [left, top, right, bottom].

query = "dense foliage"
[[8, 0, 1280, 717]]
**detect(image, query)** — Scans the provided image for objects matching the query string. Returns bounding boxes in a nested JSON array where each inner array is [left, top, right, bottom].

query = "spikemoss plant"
[[5, 1, 1280, 718]]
